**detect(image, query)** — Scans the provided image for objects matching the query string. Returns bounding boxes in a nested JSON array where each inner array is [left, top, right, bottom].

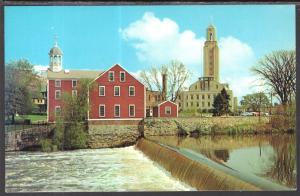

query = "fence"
[[5, 121, 49, 133]]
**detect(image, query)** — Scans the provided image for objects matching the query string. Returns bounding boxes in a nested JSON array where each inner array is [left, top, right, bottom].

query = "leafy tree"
[[139, 60, 191, 102], [252, 50, 295, 106], [53, 79, 94, 150], [5, 59, 41, 123], [240, 92, 270, 112], [212, 88, 231, 116]]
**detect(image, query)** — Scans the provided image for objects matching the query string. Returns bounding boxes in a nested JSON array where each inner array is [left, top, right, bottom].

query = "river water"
[[6, 134, 296, 192], [5, 146, 193, 192], [149, 134, 297, 189]]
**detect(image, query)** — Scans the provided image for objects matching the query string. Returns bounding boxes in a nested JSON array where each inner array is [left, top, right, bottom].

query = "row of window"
[[55, 80, 77, 88], [179, 94, 217, 100], [108, 71, 126, 82], [55, 90, 77, 100], [55, 104, 137, 118], [99, 104, 135, 117], [99, 86, 135, 97], [183, 102, 211, 107]]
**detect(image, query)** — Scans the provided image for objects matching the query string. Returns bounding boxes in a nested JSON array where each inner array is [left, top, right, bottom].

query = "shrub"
[[40, 139, 52, 152]]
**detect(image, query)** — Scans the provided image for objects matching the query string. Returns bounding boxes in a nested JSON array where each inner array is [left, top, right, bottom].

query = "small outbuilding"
[[153, 100, 178, 118]]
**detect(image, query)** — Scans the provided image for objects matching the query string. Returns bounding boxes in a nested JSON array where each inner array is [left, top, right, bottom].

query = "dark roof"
[[49, 46, 63, 56]]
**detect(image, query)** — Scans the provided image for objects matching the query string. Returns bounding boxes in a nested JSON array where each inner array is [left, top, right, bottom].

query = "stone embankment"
[[88, 125, 142, 148], [143, 116, 270, 137]]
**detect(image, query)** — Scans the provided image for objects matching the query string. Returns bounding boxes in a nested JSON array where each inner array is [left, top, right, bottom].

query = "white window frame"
[[99, 86, 105, 96], [114, 86, 120, 96], [129, 104, 135, 117], [72, 80, 77, 88], [108, 71, 114, 82], [55, 106, 61, 116], [72, 90, 77, 97], [55, 80, 61, 87], [120, 71, 126, 82], [129, 86, 135, 96], [99, 104, 105, 117], [55, 90, 61, 100], [165, 106, 171, 115], [114, 104, 120, 117]]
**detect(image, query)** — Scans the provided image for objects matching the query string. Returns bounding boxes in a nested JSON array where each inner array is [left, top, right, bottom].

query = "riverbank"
[[143, 116, 293, 137]]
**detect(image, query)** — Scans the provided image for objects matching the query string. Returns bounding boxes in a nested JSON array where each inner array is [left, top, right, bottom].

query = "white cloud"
[[120, 12, 205, 70], [121, 12, 258, 99], [219, 36, 256, 77], [34, 65, 49, 72]]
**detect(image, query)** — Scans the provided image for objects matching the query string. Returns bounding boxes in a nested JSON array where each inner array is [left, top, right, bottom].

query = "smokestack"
[[162, 73, 167, 101]]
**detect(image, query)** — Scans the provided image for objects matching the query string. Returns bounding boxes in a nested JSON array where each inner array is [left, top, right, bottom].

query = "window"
[[99, 86, 105, 96], [202, 95, 205, 99], [72, 80, 77, 88], [186, 103, 188, 107], [120, 71, 126, 82], [191, 95, 194, 100], [129, 86, 135, 96], [55, 90, 61, 100], [129, 104, 135, 117], [197, 95, 199, 100], [195, 85, 197, 90], [178, 95, 181, 100], [216, 85, 218, 89], [165, 106, 171, 115], [208, 94, 211, 99], [191, 102, 193, 106], [202, 102, 204, 107], [208, 102, 211, 107], [55, 80, 61, 87], [179, 103, 181, 107], [72, 90, 77, 97], [108, 71, 114, 81], [186, 96, 188, 100], [114, 86, 120, 96], [55, 106, 61, 116], [197, 102, 199, 107], [114, 105, 120, 117], [99, 105, 105, 117]]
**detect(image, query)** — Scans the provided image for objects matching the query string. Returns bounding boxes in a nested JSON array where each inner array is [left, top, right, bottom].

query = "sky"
[[5, 5, 295, 101]]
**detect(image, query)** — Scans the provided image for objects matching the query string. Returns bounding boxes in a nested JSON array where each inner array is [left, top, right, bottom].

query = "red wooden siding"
[[48, 80, 75, 122], [88, 64, 145, 119], [158, 101, 178, 118]]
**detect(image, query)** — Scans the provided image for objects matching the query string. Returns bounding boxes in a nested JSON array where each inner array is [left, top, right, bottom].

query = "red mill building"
[[47, 41, 147, 123]]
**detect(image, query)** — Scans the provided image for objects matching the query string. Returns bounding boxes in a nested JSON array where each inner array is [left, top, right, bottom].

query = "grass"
[[15, 114, 47, 122]]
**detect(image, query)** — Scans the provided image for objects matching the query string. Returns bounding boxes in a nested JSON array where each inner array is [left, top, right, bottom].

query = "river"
[[5, 134, 296, 191], [5, 146, 193, 192], [148, 134, 297, 189]]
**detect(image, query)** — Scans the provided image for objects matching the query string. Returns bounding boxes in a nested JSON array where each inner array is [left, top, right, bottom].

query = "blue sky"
[[5, 5, 295, 99]]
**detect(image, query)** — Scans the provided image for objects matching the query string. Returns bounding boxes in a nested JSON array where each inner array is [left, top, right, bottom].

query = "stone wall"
[[143, 117, 269, 137], [88, 125, 142, 148], [5, 126, 51, 151]]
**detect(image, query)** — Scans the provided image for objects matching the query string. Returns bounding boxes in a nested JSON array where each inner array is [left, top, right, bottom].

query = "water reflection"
[[148, 134, 296, 188]]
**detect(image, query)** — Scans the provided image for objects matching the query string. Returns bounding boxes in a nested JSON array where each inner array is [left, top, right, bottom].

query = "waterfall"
[[136, 138, 260, 191]]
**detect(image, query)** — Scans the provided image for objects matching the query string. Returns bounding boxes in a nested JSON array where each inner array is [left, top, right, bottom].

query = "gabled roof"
[[158, 100, 178, 107], [91, 64, 145, 86], [47, 69, 103, 79]]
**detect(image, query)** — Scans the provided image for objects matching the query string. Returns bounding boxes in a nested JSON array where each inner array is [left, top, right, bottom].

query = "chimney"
[[162, 73, 167, 101]]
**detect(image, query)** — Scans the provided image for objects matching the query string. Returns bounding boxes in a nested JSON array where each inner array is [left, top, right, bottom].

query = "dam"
[[5, 134, 296, 192]]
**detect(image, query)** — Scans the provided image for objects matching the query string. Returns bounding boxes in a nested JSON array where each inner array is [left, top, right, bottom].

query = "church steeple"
[[49, 36, 63, 72], [203, 24, 219, 82]]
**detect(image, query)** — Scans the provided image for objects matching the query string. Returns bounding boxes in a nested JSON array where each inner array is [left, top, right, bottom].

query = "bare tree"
[[252, 50, 296, 106], [139, 60, 190, 102]]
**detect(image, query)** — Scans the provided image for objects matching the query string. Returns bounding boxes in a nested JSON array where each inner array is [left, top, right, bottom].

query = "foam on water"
[[5, 146, 194, 192]]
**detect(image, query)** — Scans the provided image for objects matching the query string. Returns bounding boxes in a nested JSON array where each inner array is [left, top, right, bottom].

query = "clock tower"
[[203, 24, 219, 82]]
